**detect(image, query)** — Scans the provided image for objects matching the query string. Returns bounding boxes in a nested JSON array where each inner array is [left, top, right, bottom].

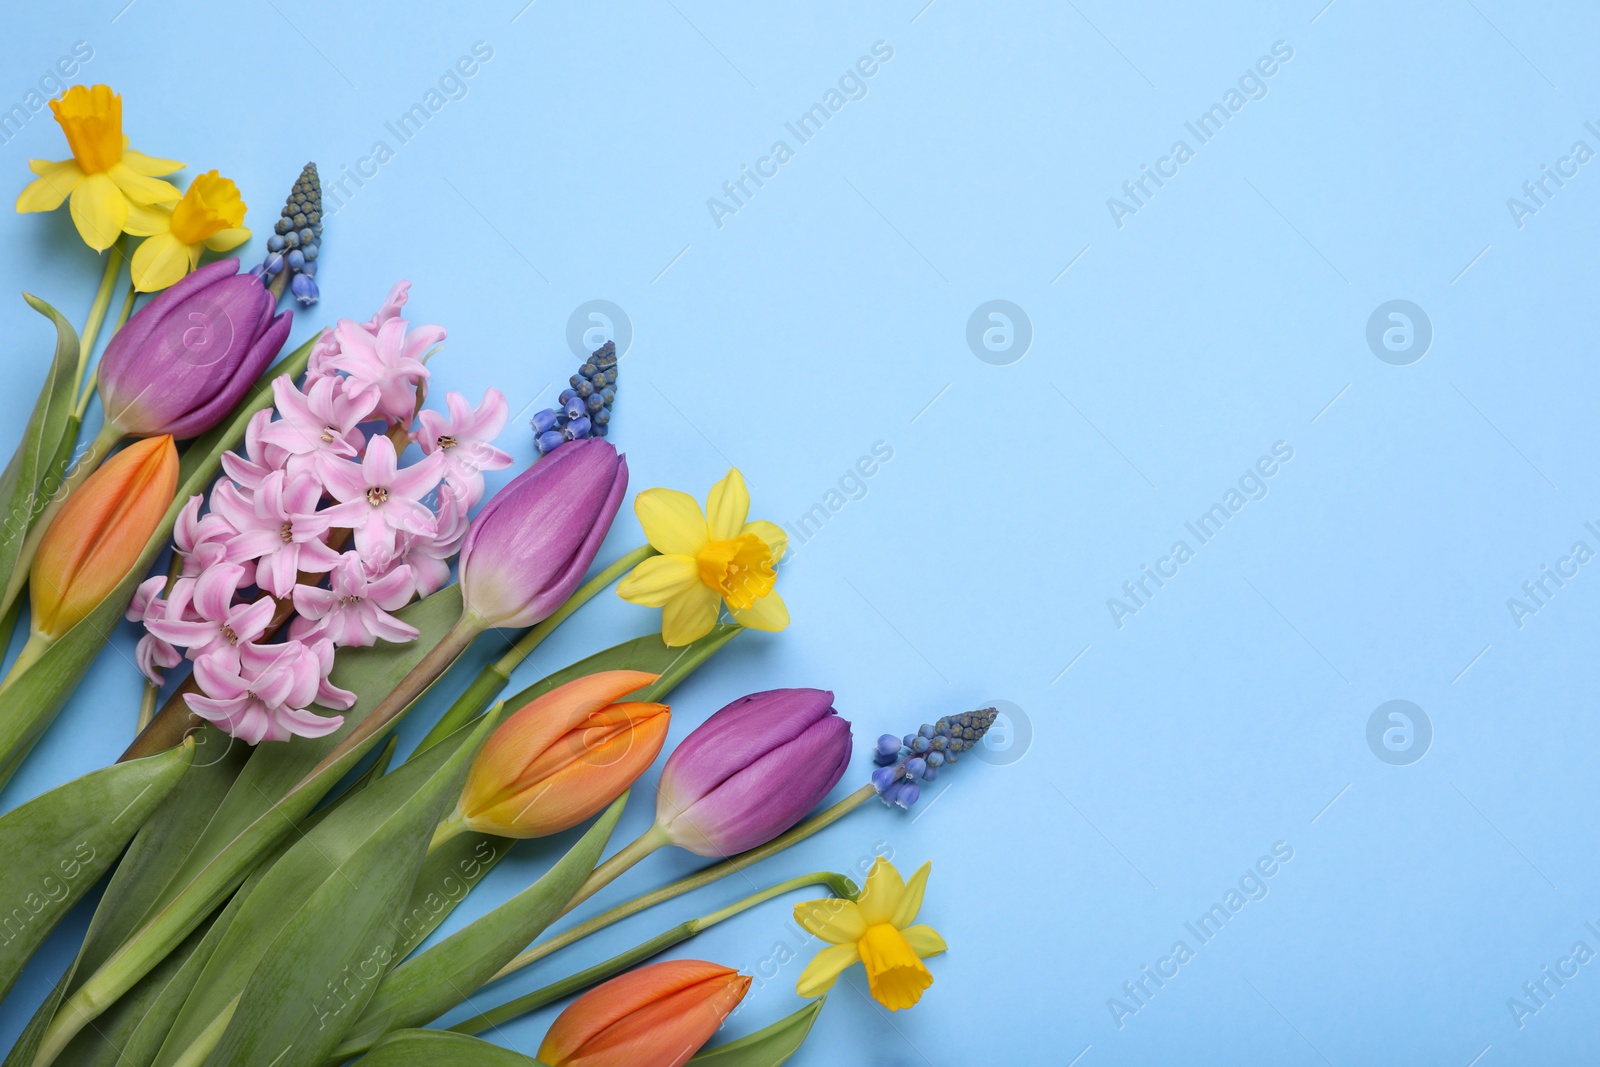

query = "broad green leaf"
[[362, 1029, 548, 1066], [334, 796, 627, 1060], [687, 1000, 827, 1066], [0, 296, 84, 622], [0, 739, 191, 1001], [0, 336, 315, 788]]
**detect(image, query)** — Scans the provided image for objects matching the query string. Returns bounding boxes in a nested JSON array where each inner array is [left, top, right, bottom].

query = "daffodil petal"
[[202, 226, 250, 252], [108, 162, 181, 206], [890, 862, 932, 929], [901, 924, 948, 959], [856, 857, 906, 927], [119, 149, 184, 177], [122, 200, 171, 237], [730, 589, 789, 632], [17, 160, 82, 212], [660, 583, 720, 647], [616, 554, 699, 608], [634, 488, 708, 556], [793, 898, 866, 944], [796, 943, 861, 998], [704, 468, 751, 541], [130, 233, 194, 293], [742, 519, 788, 562], [68, 173, 127, 251]]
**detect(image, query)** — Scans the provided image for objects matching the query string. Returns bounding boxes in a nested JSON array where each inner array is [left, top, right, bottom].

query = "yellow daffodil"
[[616, 468, 789, 646], [794, 858, 947, 1011], [15, 85, 184, 252], [125, 170, 249, 291]]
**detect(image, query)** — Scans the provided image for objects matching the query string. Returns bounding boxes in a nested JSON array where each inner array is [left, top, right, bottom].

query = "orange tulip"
[[538, 959, 750, 1067], [454, 669, 669, 839], [30, 435, 178, 639]]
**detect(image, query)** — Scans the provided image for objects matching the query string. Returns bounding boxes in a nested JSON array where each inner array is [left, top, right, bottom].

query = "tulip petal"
[[704, 468, 750, 542], [119, 149, 184, 176], [729, 589, 789, 632], [539, 961, 747, 1067], [796, 942, 861, 998], [68, 173, 127, 251], [634, 488, 708, 556], [130, 232, 193, 292], [108, 161, 181, 205], [793, 898, 865, 945], [660, 583, 719, 647], [16, 159, 82, 212], [901, 923, 948, 959], [615, 554, 698, 608], [890, 861, 932, 929], [741, 519, 788, 562], [856, 857, 906, 928]]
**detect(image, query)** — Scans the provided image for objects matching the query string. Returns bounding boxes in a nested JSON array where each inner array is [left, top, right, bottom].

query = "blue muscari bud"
[[902, 733, 916, 748], [919, 724, 936, 739], [290, 273, 319, 305], [264, 252, 285, 276], [889, 781, 919, 809], [875, 734, 901, 759], [563, 397, 586, 421], [283, 230, 300, 249], [531, 408, 560, 434], [559, 388, 577, 404], [536, 429, 565, 454], [536, 341, 620, 455], [565, 415, 592, 439], [921, 764, 938, 781], [904, 757, 927, 780], [870, 707, 997, 808], [926, 750, 944, 768], [287, 249, 305, 270], [871, 765, 900, 793], [267, 234, 285, 252], [911, 735, 931, 754]]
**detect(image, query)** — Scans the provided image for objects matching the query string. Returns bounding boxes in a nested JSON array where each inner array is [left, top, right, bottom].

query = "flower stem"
[[560, 823, 671, 916], [76, 242, 125, 396], [496, 784, 878, 980], [0, 631, 53, 691], [73, 282, 136, 422], [428, 806, 468, 853], [415, 544, 655, 752], [460, 871, 854, 1035]]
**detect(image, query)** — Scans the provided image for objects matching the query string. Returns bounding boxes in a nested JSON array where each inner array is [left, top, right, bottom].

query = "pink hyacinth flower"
[[187, 639, 344, 743], [127, 575, 182, 685], [397, 483, 470, 598], [291, 553, 419, 647], [306, 280, 414, 383], [173, 495, 236, 577], [320, 435, 443, 563], [257, 375, 377, 480], [323, 317, 440, 425], [212, 470, 341, 597], [143, 563, 273, 671], [220, 408, 291, 492], [415, 388, 513, 506]]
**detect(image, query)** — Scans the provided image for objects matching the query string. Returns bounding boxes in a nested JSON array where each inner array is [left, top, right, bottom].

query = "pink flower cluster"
[[127, 283, 512, 744]]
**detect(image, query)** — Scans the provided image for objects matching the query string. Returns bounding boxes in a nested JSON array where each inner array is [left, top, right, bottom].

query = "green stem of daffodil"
[[75, 281, 137, 422], [75, 240, 125, 397], [493, 783, 880, 981], [414, 544, 657, 753], [455, 871, 855, 1037]]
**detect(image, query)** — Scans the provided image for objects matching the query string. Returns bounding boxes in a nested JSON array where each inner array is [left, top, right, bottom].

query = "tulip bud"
[[30, 435, 179, 639], [98, 258, 292, 439], [457, 437, 627, 629], [538, 959, 750, 1067], [456, 670, 667, 838], [655, 688, 852, 856]]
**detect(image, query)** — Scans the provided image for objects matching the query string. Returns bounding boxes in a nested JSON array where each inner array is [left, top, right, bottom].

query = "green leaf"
[[362, 1029, 548, 1066], [0, 336, 315, 788], [0, 739, 191, 1001], [334, 795, 628, 1061], [687, 1000, 827, 1066], [0, 296, 83, 619]]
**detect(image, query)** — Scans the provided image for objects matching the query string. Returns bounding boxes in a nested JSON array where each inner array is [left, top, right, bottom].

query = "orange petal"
[[538, 960, 749, 1067]]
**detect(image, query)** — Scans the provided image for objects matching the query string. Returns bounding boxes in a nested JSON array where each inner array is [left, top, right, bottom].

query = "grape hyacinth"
[[530, 341, 618, 455], [870, 707, 999, 809], [252, 162, 323, 306]]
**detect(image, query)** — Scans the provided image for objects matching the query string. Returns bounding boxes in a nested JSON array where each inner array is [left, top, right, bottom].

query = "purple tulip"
[[655, 688, 853, 856], [457, 437, 628, 629], [99, 259, 293, 439]]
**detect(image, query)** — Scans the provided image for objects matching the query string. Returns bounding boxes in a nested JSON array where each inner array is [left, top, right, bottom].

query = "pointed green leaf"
[[687, 1000, 826, 1066], [362, 1029, 548, 1066], [0, 740, 191, 1000]]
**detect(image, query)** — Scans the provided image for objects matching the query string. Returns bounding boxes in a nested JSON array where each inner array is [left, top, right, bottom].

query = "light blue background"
[[3, 1, 1599, 1063]]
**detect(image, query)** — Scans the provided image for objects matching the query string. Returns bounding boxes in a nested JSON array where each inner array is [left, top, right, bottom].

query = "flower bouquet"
[[0, 86, 996, 1067]]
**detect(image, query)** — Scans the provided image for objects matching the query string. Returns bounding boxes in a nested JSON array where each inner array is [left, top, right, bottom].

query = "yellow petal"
[[729, 588, 789, 632], [890, 862, 931, 929], [742, 519, 788, 562], [901, 924, 948, 959], [16, 161, 83, 213], [68, 173, 127, 251], [634, 488, 708, 556], [130, 233, 194, 293], [108, 161, 181, 206], [660, 583, 719, 647], [122, 200, 171, 237], [796, 943, 860, 998], [202, 226, 250, 252], [119, 148, 184, 176], [856, 858, 906, 928], [704, 468, 750, 541], [616, 554, 698, 608], [793, 898, 865, 945]]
